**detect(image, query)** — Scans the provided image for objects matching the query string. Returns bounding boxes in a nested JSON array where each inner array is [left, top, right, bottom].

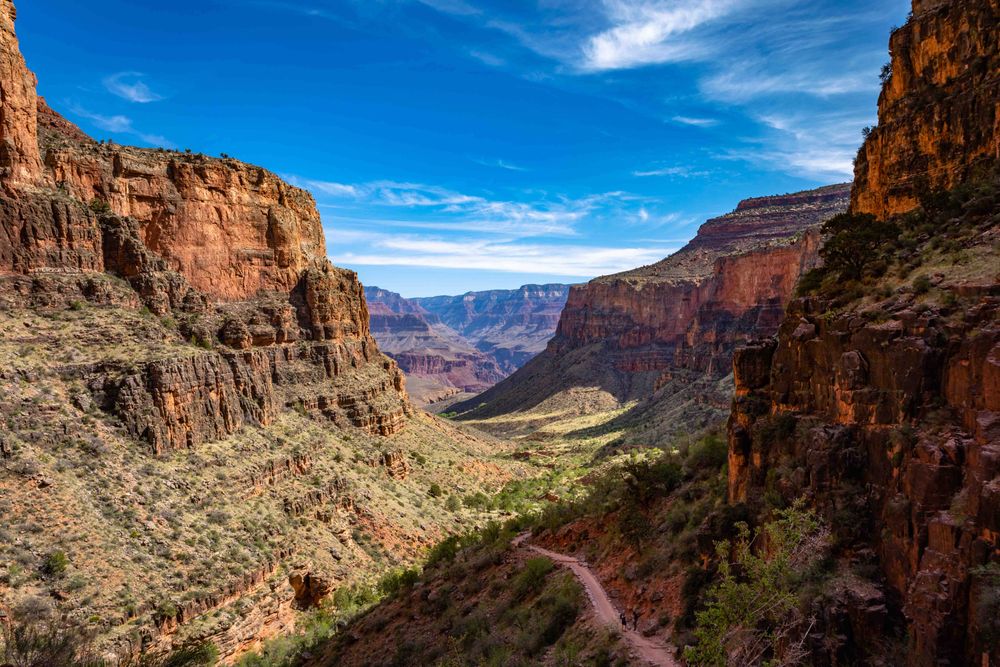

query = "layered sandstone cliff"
[[852, 0, 999, 218], [457, 185, 849, 440], [727, 1, 1000, 663], [365, 286, 506, 405]]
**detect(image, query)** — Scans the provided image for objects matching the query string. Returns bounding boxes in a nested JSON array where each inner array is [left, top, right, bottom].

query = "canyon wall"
[[728, 0, 999, 662], [852, 0, 999, 219], [366, 286, 505, 405], [0, 2, 527, 663], [0, 3, 410, 446], [366, 284, 569, 406], [458, 185, 849, 440]]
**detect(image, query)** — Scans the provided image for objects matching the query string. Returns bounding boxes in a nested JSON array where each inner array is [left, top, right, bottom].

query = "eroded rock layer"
[[365, 286, 506, 406], [0, 2, 519, 662], [852, 0, 999, 219], [414, 284, 571, 373], [728, 1, 999, 662], [458, 185, 849, 439]]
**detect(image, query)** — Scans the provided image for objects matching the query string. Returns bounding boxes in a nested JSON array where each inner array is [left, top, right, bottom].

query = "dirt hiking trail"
[[513, 534, 679, 667]]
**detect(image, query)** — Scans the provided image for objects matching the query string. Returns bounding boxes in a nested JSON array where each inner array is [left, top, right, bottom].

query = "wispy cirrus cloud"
[[294, 177, 663, 238], [632, 165, 708, 178], [717, 109, 870, 180], [103, 72, 164, 103], [671, 115, 718, 127], [68, 104, 173, 147], [581, 0, 742, 71], [474, 157, 527, 171], [329, 230, 675, 277]]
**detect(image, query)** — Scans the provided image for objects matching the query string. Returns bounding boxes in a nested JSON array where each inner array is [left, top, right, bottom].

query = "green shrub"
[[685, 500, 831, 666], [512, 557, 553, 600], [913, 275, 932, 295], [685, 434, 728, 473], [42, 550, 69, 577], [428, 483, 444, 498], [819, 213, 900, 282], [377, 567, 420, 598], [88, 198, 112, 215]]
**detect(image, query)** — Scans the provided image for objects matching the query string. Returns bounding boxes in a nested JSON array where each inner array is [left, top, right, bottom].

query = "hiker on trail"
[[619, 611, 627, 629], [632, 609, 640, 630]]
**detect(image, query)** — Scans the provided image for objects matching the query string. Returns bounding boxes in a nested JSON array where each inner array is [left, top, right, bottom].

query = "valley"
[[1, 0, 997, 665]]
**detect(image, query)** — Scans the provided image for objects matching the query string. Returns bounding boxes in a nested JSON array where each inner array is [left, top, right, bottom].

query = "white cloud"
[[474, 157, 526, 171], [717, 109, 870, 180], [581, 0, 740, 71], [296, 177, 659, 238], [103, 72, 164, 103], [333, 235, 674, 277], [671, 115, 718, 127], [632, 165, 708, 178], [68, 105, 173, 147], [701, 63, 873, 103]]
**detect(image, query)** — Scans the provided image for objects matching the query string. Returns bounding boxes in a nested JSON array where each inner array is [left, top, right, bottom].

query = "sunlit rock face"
[[458, 184, 849, 437], [852, 0, 1000, 220]]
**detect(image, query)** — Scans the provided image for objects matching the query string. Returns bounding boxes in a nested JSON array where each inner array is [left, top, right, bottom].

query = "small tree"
[[819, 212, 900, 281], [685, 501, 832, 667]]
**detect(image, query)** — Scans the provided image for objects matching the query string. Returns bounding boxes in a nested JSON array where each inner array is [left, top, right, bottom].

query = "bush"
[[913, 275, 932, 295], [512, 557, 554, 600], [88, 198, 112, 215], [428, 483, 444, 498], [819, 213, 900, 282], [685, 501, 832, 666], [445, 495, 461, 512], [42, 550, 69, 577], [685, 434, 728, 473], [377, 567, 420, 598], [1, 611, 104, 667]]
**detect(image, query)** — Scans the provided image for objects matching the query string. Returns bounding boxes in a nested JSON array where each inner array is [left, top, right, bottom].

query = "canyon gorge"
[[1, 0, 997, 665], [0, 0, 520, 661]]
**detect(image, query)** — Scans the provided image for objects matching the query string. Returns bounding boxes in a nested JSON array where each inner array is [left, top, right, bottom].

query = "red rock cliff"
[[852, 0, 999, 219], [0, 0, 410, 451], [0, 0, 41, 188], [727, 1, 999, 663], [458, 185, 849, 433]]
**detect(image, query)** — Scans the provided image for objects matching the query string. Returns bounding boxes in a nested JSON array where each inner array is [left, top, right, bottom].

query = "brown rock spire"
[[0, 0, 42, 189]]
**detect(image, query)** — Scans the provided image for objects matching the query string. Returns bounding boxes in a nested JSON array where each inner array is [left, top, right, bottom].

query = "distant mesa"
[[364, 284, 572, 407]]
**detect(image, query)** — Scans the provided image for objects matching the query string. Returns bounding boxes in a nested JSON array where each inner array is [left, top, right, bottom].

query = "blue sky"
[[21, 0, 910, 297]]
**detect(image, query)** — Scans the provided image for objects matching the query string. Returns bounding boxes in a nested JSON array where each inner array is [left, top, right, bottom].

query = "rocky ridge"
[[728, 0, 999, 662], [457, 185, 849, 442], [414, 283, 572, 374], [365, 286, 505, 406]]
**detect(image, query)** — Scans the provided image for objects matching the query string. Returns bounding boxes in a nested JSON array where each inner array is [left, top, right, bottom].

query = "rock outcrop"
[[728, 2, 999, 663], [458, 185, 849, 440], [0, 3, 526, 663], [852, 0, 999, 219], [0, 0, 42, 188], [0, 0, 410, 449]]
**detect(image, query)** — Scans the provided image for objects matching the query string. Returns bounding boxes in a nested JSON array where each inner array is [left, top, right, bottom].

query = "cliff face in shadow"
[[728, 1, 999, 662]]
